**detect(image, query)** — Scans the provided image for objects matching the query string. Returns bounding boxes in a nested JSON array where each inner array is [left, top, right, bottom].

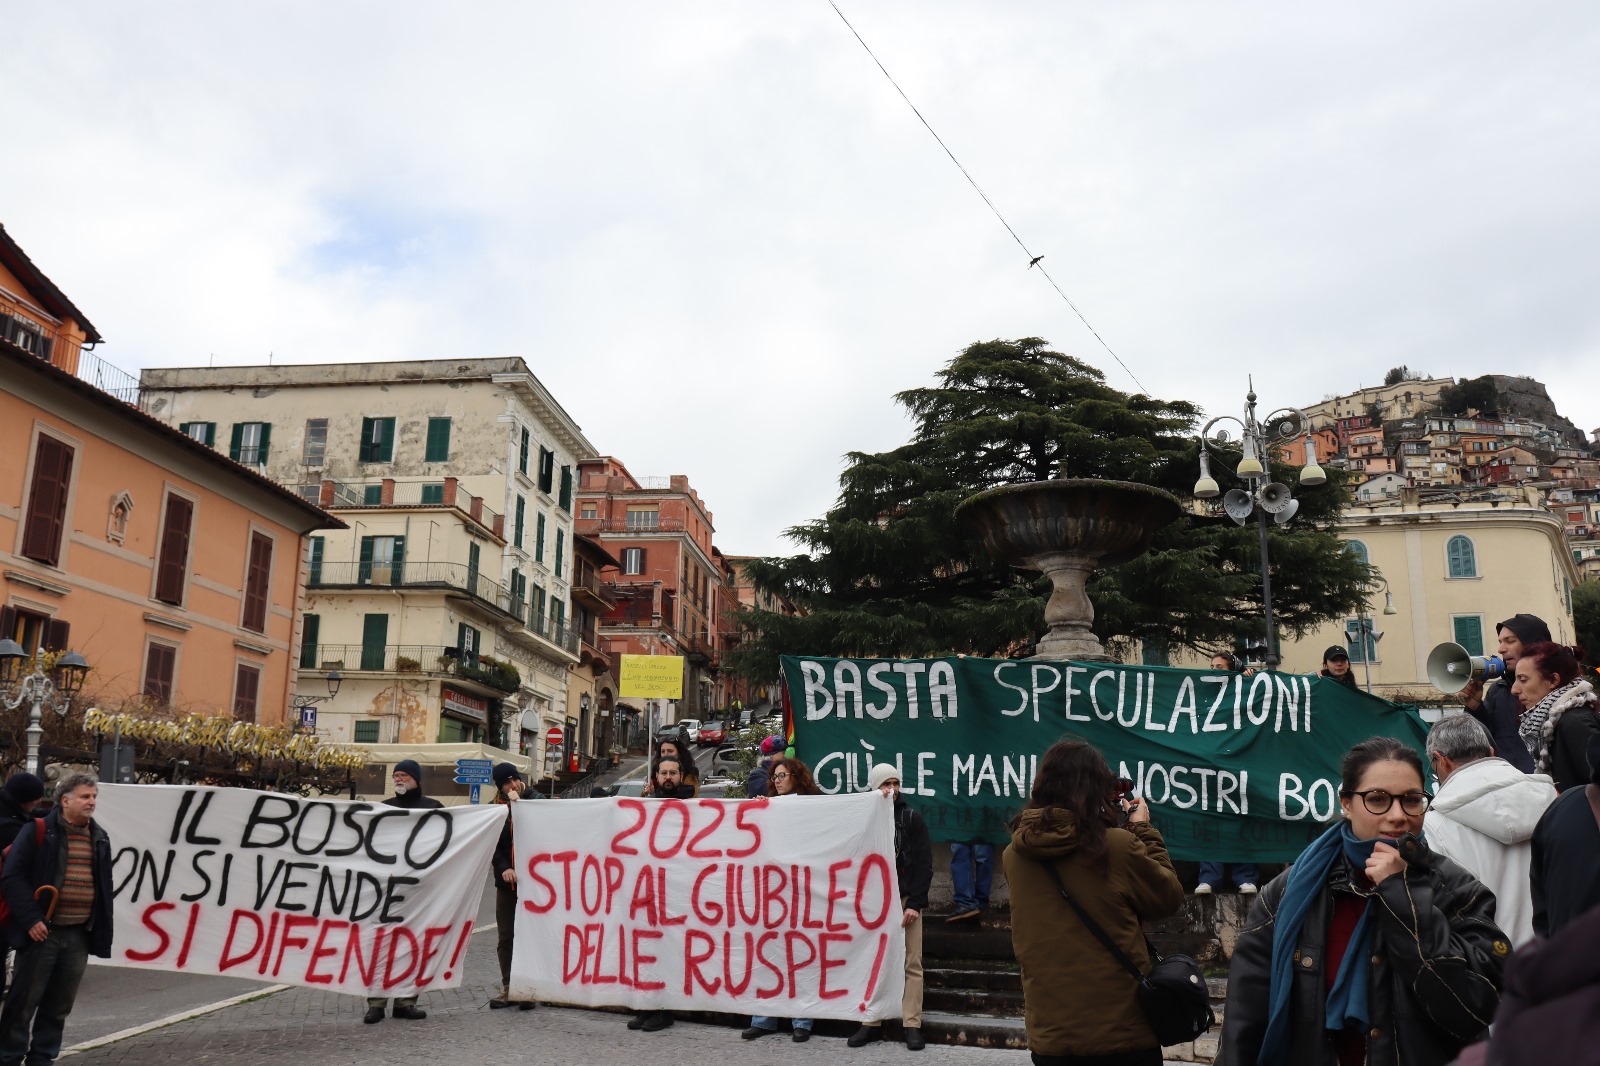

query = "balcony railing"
[[302, 479, 504, 538], [570, 562, 616, 607], [300, 643, 521, 693], [310, 560, 522, 616], [574, 516, 687, 534]]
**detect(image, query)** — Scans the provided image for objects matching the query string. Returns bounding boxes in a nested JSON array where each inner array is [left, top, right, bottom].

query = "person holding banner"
[[743, 757, 824, 1043], [0, 773, 112, 1066], [364, 760, 440, 1024], [1219, 736, 1507, 1066], [847, 764, 932, 1052], [1003, 737, 1184, 1066], [489, 763, 535, 1011], [647, 739, 699, 796]]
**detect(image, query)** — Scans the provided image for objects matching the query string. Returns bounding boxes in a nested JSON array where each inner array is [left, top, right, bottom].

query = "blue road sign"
[[470, 784, 481, 804], [455, 758, 493, 770], [454, 772, 493, 785]]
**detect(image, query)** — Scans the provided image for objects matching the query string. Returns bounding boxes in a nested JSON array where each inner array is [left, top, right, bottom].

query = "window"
[[143, 642, 177, 705], [421, 483, 445, 505], [538, 447, 555, 494], [425, 417, 451, 462], [625, 506, 659, 530], [359, 535, 405, 585], [468, 541, 481, 593], [623, 547, 644, 575], [302, 419, 328, 466], [559, 466, 573, 512], [180, 422, 216, 447], [359, 417, 395, 463], [0, 607, 67, 659], [300, 613, 320, 669], [519, 427, 531, 476], [361, 613, 389, 670], [1446, 535, 1477, 578], [1346, 540, 1368, 566], [551, 597, 565, 629], [308, 536, 324, 585], [353, 720, 381, 743], [456, 622, 481, 665], [21, 434, 74, 566], [534, 585, 547, 626], [511, 569, 527, 619], [154, 494, 195, 605], [580, 503, 597, 520], [233, 663, 261, 723], [1452, 615, 1484, 657], [514, 496, 526, 548], [241, 532, 274, 633], [229, 422, 271, 465], [1344, 620, 1377, 663], [535, 512, 546, 562], [555, 530, 565, 577], [1, 313, 52, 359]]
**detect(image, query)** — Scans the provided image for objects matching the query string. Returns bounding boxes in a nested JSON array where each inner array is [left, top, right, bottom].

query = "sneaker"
[[742, 1026, 776, 1040], [1238, 883, 1258, 894], [363, 1006, 385, 1024], [489, 998, 515, 1010], [945, 908, 981, 922], [1194, 883, 1214, 895], [792, 1029, 811, 1043], [905, 1026, 926, 1051], [847, 1025, 882, 1048], [627, 1014, 648, 1030], [639, 1012, 675, 1033], [392, 1005, 427, 1020], [519, 1002, 536, 1010]]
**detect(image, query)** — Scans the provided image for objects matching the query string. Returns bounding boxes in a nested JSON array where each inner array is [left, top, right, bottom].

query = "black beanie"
[[492, 762, 520, 788], [393, 759, 424, 787], [3, 773, 45, 804], [1496, 614, 1552, 646]]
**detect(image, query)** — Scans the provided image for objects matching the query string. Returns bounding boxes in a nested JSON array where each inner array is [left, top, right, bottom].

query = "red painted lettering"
[[125, 902, 176, 963]]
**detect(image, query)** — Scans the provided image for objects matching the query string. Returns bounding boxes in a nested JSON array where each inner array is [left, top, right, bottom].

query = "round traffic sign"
[[545, 727, 564, 746]]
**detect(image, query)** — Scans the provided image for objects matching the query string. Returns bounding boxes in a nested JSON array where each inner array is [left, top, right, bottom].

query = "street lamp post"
[[292, 670, 344, 732], [1194, 380, 1328, 670], [1351, 579, 1399, 693], [0, 641, 90, 775]]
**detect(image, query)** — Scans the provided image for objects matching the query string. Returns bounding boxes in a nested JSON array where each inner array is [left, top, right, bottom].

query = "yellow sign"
[[619, 655, 685, 699]]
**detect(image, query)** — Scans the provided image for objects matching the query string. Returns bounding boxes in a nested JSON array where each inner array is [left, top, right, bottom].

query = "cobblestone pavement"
[[63, 930, 1035, 1066]]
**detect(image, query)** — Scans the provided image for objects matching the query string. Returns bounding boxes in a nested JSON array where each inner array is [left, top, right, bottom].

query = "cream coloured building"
[[139, 359, 600, 777], [1277, 485, 1580, 699], [1302, 377, 1454, 429]]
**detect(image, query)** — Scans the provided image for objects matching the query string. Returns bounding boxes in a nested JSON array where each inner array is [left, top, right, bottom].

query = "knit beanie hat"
[[759, 735, 785, 756], [393, 759, 424, 786], [492, 762, 520, 788], [867, 763, 900, 791], [3, 773, 45, 804]]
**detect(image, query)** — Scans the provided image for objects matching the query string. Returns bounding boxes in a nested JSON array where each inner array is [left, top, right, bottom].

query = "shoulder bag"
[[1039, 859, 1214, 1047]]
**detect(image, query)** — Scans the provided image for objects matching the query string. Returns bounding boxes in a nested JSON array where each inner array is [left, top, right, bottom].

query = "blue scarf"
[[1257, 822, 1397, 1066]]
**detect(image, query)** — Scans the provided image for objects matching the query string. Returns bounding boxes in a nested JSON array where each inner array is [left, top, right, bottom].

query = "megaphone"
[[1257, 482, 1293, 513], [1426, 641, 1506, 695], [1272, 498, 1300, 525], [1223, 488, 1254, 526]]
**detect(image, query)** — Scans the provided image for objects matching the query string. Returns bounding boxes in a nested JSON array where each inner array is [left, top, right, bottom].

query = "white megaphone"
[[1425, 641, 1507, 695], [1257, 482, 1293, 513], [1222, 488, 1254, 526]]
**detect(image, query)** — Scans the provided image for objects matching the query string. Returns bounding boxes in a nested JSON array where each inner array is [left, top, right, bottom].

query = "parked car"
[[709, 746, 749, 778], [698, 722, 726, 745], [678, 719, 702, 744]]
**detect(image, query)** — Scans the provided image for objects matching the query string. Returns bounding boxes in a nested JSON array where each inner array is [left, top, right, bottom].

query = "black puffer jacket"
[[892, 795, 932, 910], [1218, 842, 1506, 1066]]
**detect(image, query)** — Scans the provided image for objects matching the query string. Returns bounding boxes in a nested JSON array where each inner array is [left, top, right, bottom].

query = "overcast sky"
[[5, 1, 1597, 556]]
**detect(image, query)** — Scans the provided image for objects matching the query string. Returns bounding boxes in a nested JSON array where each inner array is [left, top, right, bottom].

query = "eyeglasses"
[[772, 771, 792, 780], [1343, 789, 1432, 816]]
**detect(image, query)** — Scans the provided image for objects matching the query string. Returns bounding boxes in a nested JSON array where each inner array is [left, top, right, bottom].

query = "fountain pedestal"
[[955, 479, 1182, 661]]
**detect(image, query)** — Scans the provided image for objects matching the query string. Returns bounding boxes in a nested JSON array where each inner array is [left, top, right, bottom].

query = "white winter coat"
[[1424, 757, 1557, 945]]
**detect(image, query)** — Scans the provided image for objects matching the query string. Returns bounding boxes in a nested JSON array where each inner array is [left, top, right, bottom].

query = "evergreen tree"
[[730, 338, 1373, 676]]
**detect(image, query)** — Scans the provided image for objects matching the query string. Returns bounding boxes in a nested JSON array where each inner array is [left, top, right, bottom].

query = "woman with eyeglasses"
[[741, 757, 822, 1043], [1219, 736, 1507, 1066]]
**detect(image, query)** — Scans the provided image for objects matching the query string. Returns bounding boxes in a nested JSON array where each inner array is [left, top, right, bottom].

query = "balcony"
[[574, 516, 687, 535], [300, 644, 521, 694], [311, 560, 519, 614], [571, 561, 616, 612], [303, 478, 504, 539]]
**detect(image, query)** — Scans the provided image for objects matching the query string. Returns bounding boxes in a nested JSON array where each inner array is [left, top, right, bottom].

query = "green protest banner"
[[783, 655, 1430, 863]]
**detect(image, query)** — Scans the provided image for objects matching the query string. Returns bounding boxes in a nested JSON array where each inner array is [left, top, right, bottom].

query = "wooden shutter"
[[426, 418, 450, 462], [519, 427, 530, 474], [534, 511, 545, 561], [42, 618, 70, 652], [515, 496, 526, 547], [391, 536, 405, 584], [0, 606, 16, 643], [256, 423, 271, 463], [233, 664, 260, 723], [300, 614, 320, 669], [358, 536, 375, 583], [361, 613, 388, 670], [559, 466, 572, 511], [242, 532, 272, 632], [154, 495, 195, 604], [143, 643, 176, 704], [377, 418, 393, 462], [308, 537, 324, 585], [229, 423, 245, 461], [21, 435, 74, 566], [555, 530, 565, 577]]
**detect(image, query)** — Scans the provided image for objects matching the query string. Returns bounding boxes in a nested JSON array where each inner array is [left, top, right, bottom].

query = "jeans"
[[751, 1016, 812, 1031], [951, 842, 994, 912], [1197, 862, 1258, 889], [0, 924, 90, 1066]]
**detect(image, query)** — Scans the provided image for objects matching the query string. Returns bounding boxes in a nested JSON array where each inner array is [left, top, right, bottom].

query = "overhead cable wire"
[[824, 0, 1149, 395]]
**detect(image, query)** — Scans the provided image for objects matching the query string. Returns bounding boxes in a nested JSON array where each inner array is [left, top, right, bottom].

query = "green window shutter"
[[359, 536, 375, 583], [392, 536, 405, 583], [519, 427, 530, 474], [555, 530, 564, 577], [515, 496, 526, 547], [379, 417, 394, 462], [553, 599, 564, 627], [363, 484, 383, 505], [353, 720, 380, 743], [308, 536, 324, 585], [559, 466, 573, 511], [256, 423, 271, 463], [535, 512, 546, 562], [421, 483, 444, 505], [468, 541, 481, 591], [300, 614, 320, 669], [361, 614, 388, 670], [359, 418, 375, 461], [425, 417, 451, 462], [1453, 616, 1484, 657], [203, 422, 216, 446], [229, 423, 245, 461]]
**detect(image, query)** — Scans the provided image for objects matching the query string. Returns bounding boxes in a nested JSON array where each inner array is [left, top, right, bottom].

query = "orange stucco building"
[[1, 226, 340, 731]]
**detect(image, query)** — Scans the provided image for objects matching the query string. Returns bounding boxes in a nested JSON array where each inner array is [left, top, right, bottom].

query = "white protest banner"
[[510, 791, 904, 1020], [95, 784, 504, 996]]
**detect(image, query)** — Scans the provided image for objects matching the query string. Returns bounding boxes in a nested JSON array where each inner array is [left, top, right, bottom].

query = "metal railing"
[[570, 562, 615, 605], [76, 350, 142, 406], [300, 643, 521, 692], [306, 479, 504, 534], [574, 516, 687, 534]]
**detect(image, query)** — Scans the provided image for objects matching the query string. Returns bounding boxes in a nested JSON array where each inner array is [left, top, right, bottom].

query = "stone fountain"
[[955, 479, 1183, 661]]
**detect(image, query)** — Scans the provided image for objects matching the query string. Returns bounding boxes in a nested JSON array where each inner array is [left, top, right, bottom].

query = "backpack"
[[0, 819, 47, 930]]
